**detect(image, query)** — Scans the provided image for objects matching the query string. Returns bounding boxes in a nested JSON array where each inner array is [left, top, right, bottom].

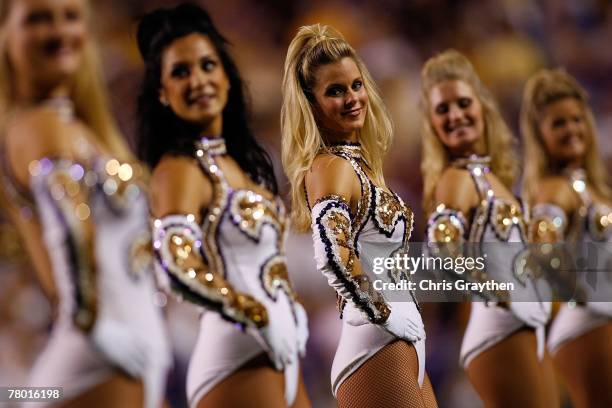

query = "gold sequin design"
[[319, 202, 389, 322], [428, 206, 467, 243], [491, 200, 527, 241], [532, 219, 563, 242], [324, 211, 353, 258], [98, 158, 146, 213], [345, 158, 371, 242], [372, 188, 408, 238], [317, 195, 353, 316], [355, 274, 391, 322], [529, 207, 566, 242], [261, 255, 298, 302], [166, 230, 268, 328], [589, 204, 612, 241], [230, 189, 283, 245], [194, 141, 271, 328], [129, 233, 152, 279], [323, 148, 371, 250], [196, 141, 229, 278]]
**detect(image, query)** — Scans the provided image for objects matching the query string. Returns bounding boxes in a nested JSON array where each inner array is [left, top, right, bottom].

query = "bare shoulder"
[[7, 107, 77, 152], [5, 107, 88, 185], [305, 153, 357, 204], [531, 176, 577, 213], [150, 155, 212, 220], [434, 167, 479, 214]]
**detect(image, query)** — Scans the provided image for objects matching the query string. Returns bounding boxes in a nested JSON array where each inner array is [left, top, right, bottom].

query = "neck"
[[320, 128, 358, 145], [15, 75, 71, 107], [558, 158, 584, 173], [201, 115, 223, 138], [448, 136, 487, 160]]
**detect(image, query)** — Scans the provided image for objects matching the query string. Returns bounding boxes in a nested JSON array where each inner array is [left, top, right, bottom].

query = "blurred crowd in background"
[[2, 0, 611, 406]]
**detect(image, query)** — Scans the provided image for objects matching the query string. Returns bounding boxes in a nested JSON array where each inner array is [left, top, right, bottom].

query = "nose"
[[344, 89, 358, 108], [566, 118, 581, 135], [189, 67, 207, 89], [448, 103, 464, 122]]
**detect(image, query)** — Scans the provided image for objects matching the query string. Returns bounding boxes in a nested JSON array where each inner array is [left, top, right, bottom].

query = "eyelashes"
[[324, 79, 364, 97], [169, 57, 219, 79], [434, 98, 473, 115]]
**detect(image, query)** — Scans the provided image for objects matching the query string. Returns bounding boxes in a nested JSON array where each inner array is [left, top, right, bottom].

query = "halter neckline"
[[196, 136, 226, 157], [327, 141, 362, 160], [451, 154, 491, 169]]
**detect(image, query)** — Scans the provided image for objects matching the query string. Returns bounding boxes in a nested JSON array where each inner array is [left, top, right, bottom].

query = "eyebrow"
[[169, 52, 216, 65], [324, 77, 362, 87]]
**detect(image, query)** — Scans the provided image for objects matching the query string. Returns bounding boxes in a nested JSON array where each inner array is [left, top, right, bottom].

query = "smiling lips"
[[342, 107, 362, 117], [561, 134, 583, 148], [445, 120, 473, 135], [44, 38, 77, 58], [188, 93, 216, 106]]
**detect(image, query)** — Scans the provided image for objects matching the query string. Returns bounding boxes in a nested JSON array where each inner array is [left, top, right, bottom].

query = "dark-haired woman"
[[135, 4, 309, 408]]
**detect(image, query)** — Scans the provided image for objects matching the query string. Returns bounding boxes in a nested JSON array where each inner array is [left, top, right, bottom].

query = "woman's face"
[[5, 0, 87, 89], [311, 57, 368, 140], [428, 79, 486, 157], [538, 97, 589, 166], [159, 33, 230, 133]]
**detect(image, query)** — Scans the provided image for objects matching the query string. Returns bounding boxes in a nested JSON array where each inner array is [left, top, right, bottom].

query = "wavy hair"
[[136, 3, 277, 193], [281, 24, 393, 232], [521, 68, 610, 202], [420, 50, 517, 214], [0, 0, 132, 160]]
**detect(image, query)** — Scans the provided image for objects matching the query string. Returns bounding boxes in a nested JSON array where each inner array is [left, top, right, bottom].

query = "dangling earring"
[[159, 91, 169, 107]]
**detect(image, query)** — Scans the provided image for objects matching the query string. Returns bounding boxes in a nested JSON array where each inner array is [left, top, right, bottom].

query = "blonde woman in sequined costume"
[[420, 50, 558, 407], [521, 68, 612, 408], [0, 0, 171, 407], [135, 4, 309, 408], [282, 24, 438, 408]]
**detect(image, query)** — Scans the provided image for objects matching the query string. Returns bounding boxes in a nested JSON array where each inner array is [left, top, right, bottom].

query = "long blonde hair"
[[420, 50, 517, 214], [521, 68, 610, 202], [0, 0, 133, 160], [281, 24, 393, 232]]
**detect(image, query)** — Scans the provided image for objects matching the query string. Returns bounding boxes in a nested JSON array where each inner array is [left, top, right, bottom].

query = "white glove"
[[586, 302, 612, 317], [293, 302, 309, 357], [92, 318, 149, 378], [344, 303, 369, 326], [508, 277, 551, 327], [143, 361, 170, 408], [508, 301, 550, 327], [248, 291, 299, 368], [283, 357, 299, 407], [382, 301, 425, 342], [248, 291, 300, 405]]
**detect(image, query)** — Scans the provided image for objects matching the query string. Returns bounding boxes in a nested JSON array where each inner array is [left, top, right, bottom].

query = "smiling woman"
[[135, 4, 310, 408], [427, 79, 486, 158], [158, 32, 230, 130], [420, 50, 557, 408], [281, 24, 438, 408], [309, 57, 368, 141]]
